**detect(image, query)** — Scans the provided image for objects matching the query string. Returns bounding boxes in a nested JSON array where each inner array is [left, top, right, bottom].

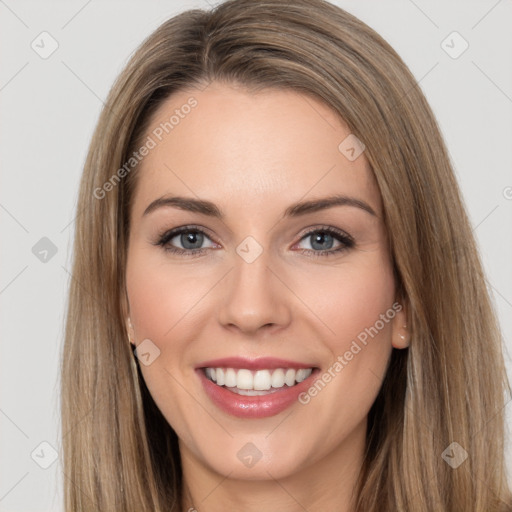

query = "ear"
[[121, 287, 136, 347], [390, 298, 410, 349], [126, 317, 136, 347]]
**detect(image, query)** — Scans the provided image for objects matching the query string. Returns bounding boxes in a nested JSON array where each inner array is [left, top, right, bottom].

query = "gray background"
[[1, 0, 511, 510]]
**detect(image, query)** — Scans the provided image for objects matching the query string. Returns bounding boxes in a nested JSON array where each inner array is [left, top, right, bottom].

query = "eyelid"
[[291, 225, 355, 257], [154, 224, 355, 256], [294, 224, 354, 244], [155, 224, 220, 248]]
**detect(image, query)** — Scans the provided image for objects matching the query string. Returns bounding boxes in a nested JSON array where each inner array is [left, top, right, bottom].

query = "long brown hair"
[[60, 0, 512, 510]]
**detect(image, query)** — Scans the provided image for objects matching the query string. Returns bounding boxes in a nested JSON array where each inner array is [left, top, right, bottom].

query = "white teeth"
[[216, 368, 225, 386], [296, 369, 310, 383], [204, 367, 313, 391], [230, 387, 279, 396], [224, 368, 237, 388], [284, 368, 296, 387], [253, 370, 272, 391], [236, 369, 253, 390], [271, 368, 285, 388]]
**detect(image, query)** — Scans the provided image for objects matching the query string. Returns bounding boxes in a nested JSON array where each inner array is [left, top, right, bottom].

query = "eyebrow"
[[142, 194, 377, 219]]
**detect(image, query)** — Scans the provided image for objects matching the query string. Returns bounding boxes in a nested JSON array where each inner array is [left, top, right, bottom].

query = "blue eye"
[[294, 227, 355, 257], [155, 225, 354, 257], [156, 226, 217, 256], [301, 230, 338, 250], [172, 230, 205, 250]]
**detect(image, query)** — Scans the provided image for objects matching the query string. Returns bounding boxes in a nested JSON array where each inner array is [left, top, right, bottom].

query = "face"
[[125, 81, 408, 481]]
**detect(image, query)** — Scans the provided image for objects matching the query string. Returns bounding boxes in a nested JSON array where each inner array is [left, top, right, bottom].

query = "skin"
[[125, 81, 409, 512]]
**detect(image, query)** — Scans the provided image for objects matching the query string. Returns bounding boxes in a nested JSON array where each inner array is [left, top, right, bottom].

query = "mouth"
[[196, 357, 320, 418], [203, 367, 313, 396]]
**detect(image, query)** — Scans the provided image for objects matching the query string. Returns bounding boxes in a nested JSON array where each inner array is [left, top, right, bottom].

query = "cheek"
[[286, 258, 396, 458], [126, 245, 396, 361], [124, 242, 398, 475], [126, 249, 208, 342], [125, 250, 210, 443], [293, 255, 396, 351]]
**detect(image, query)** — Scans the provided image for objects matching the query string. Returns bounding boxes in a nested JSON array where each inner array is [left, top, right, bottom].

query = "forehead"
[[130, 82, 380, 219]]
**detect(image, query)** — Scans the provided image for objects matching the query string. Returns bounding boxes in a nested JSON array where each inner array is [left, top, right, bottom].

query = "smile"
[[204, 367, 313, 395], [196, 357, 319, 418]]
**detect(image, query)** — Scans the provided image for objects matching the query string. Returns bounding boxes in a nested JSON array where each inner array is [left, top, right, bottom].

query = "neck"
[[180, 417, 366, 512]]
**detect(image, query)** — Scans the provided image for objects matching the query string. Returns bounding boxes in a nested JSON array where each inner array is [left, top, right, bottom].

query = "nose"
[[217, 248, 292, 336]]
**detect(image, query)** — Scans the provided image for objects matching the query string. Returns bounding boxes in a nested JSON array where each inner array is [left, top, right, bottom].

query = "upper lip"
[[196, 356, 316, 371]]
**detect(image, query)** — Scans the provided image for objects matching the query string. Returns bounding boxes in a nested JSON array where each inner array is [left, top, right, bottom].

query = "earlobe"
[[391, 301, 410, 349], [392, 325, 409, 349], [126, 317, 136, 346]]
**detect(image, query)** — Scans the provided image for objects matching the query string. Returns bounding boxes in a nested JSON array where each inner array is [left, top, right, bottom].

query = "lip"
[[195, 356, 315, 371], [196, 364, 320, 419]]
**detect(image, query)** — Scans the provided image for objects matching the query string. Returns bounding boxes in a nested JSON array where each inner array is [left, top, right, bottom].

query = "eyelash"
[[154, 224, 355, 258]]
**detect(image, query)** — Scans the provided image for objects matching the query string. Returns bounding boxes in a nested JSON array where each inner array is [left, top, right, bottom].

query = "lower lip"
[[196, 368, 319, 418]]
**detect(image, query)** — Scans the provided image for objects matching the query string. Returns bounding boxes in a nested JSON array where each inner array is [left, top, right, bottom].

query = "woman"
[[60, 0, 512, 510]]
